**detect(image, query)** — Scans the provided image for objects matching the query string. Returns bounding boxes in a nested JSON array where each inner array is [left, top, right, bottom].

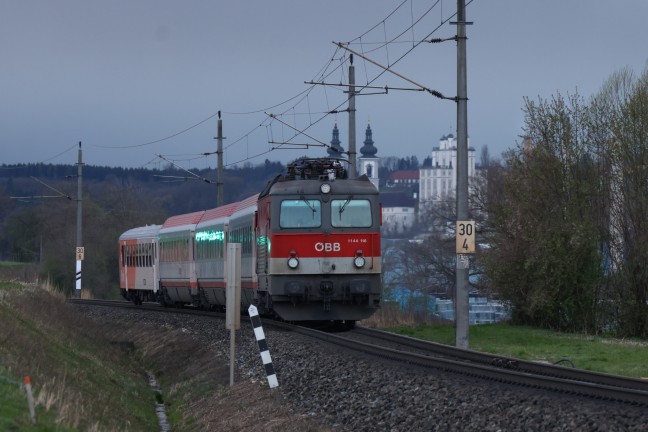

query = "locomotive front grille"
[[350, 279, 370, 294], [284, 280, 305, 295], [319, 281, 334, 297]]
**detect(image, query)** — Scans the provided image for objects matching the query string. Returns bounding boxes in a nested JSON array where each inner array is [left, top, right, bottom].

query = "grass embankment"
[[363, 308, 648, 378], [0, 276, 331, 431], [0, 281, 158, 430]]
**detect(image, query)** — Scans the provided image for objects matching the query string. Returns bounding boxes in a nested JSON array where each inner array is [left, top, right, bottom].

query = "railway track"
[[283, 324, 648, 406], [70, 298, 648, 406]]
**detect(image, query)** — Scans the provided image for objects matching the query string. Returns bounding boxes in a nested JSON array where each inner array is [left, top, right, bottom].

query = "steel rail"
[[351, 326, 648, 394], [287, 325, 648, 406]]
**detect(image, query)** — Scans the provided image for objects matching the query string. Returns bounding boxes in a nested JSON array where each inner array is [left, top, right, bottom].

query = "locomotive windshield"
[[280, 199, 322, 228], [331, 199, 372, 228]]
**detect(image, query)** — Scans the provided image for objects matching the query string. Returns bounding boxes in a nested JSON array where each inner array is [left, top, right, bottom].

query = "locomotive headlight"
[[320, 183, 331, 194], [287, 249, 299, 269], [353, 250, 365, 268]]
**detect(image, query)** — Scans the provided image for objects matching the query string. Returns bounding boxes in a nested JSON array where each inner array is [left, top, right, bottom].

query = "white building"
[[419, 134, 476, 207], [381, 192, 417, 236]]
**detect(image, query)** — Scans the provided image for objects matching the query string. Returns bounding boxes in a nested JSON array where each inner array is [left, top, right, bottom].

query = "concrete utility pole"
[[75, 141, 83, 298], [216, 111, 224, 207], [347, 54, 357, 178], [454, 0, 470, 349]]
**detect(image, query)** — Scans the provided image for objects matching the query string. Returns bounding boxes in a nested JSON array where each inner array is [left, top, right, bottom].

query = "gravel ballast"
[[80, 306, 648, 431]]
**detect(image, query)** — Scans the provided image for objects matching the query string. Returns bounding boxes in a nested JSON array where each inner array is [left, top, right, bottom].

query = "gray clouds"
[[1, 1, 647, 168]]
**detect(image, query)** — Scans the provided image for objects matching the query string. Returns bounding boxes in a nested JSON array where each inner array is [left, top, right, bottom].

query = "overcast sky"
[[2, 0, 647, 169]]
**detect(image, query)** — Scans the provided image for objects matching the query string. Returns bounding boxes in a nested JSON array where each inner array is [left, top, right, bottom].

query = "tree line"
[[484, 67, 648, 338], [385, 66, 648, 338]]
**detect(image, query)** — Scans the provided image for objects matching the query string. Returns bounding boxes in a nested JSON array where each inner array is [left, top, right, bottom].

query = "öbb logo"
[[315, 242, 341, 252]]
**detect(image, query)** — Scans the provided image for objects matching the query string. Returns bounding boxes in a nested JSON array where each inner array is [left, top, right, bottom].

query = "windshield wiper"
[[338, 197, 352, 215], [301, 196, 316, 214]]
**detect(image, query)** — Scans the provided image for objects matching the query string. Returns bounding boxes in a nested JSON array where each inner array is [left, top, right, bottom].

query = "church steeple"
[[360, 124, 377, 157], [327, 123, 345, 158], [358, 123, 379, 190]]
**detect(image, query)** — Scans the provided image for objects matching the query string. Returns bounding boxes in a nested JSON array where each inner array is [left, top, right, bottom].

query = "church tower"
[[327, 123, 345, 158], [359, 123, 379, 189]]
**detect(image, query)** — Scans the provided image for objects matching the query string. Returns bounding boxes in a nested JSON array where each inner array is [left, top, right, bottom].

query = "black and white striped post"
[[248, 305, 278, 388]]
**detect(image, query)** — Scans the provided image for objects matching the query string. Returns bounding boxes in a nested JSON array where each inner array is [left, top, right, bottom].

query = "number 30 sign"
[[456, 221, 475, 254]]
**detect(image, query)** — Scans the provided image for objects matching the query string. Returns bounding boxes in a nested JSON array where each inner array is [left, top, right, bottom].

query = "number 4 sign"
[[456, 221, 476, 254]]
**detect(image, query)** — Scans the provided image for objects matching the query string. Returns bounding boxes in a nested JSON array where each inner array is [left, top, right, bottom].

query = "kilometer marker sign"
[[456, 221, 476, 254]]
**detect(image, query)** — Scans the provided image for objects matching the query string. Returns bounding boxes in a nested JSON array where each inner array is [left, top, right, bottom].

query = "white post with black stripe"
[[75, 247, 84, 297], [248, 305, 278, 388]]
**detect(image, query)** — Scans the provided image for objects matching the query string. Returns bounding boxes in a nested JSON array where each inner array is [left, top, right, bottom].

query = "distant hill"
[[0, 160, 285, 215]]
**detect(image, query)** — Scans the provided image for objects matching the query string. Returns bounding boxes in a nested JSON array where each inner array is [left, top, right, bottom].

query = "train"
[[119, 158, 382, 327]]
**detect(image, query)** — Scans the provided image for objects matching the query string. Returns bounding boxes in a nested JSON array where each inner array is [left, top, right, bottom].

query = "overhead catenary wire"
[[230, 1, 456, 167], [40, 0, 473, 170], [265, 113, 330, 149], [281, 0, 469, 149], [83, 1, 397, 166], [250, 0, 462, 163], [156, 154, 212, 184], [163, 0, 471, 169], [346, 0, 442, 56], [1, 142, 79, 169], [10, 176, 72, 201], [334, 42, 454, 101], [92, 112, 221, 149]]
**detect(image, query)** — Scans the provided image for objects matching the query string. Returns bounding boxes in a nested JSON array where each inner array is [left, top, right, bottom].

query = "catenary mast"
[[454, 0, 470, 348]]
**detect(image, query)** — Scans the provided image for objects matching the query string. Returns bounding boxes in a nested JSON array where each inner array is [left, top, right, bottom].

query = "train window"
[[280, 199, 321, 228], [331, 199, 372, 228]]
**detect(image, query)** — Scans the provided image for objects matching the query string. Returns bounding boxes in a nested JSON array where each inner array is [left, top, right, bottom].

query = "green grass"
[[387, 322, 648, 378], [0, 378, 76, 432], [0, 261, 25, 267], [0, 282, 22, 290], [0, 284, 160, 431]]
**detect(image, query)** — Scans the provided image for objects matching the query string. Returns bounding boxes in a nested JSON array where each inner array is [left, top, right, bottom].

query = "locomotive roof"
[[266, 175, 378, 196], [119, 224, 162, 240], [259, 157, 360, 198]]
